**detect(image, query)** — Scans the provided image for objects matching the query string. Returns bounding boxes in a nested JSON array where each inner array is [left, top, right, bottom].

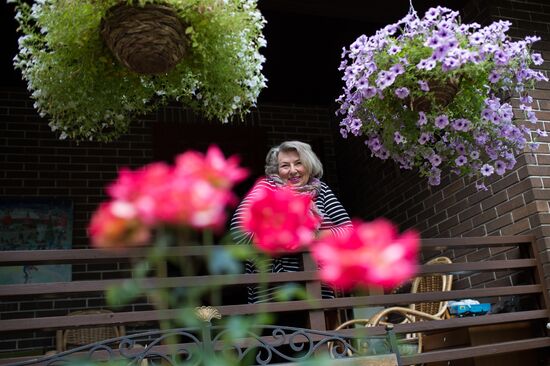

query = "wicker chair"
[[55, 309, 126, 352], [333, 256, 453, 356]]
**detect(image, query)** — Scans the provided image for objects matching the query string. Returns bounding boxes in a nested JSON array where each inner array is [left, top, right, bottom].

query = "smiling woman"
[[230, 140, 353, 304]]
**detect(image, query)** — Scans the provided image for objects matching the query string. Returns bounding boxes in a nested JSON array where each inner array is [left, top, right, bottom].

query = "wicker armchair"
[[56, 309, 126, 352], [333, 256, 453, 356]]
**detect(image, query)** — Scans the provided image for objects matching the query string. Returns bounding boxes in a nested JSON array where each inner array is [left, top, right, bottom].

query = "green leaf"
[[106, 279, 141, 306]]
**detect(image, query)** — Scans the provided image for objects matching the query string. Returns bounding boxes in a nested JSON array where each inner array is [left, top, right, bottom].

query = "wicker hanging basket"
[[101, 3, 188, 75], [411, 78, 460, 112]]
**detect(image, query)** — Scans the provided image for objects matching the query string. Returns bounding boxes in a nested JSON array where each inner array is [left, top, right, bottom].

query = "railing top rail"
[[0, 235, 536, 265], [0, 258, 537, 299]]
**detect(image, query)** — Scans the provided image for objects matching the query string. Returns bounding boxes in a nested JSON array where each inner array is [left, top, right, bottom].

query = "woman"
[[230, 140, 352, 304]]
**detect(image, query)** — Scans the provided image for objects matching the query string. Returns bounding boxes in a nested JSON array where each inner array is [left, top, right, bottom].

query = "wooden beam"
[[402, 337, 550, 365]]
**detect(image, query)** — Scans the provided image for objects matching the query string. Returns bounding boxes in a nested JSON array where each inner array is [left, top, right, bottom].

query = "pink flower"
[[88, 202, 151, 248], [175, 145, 248, 189], [312, 219, 419, 290], [148, 178, 234, 229], [95, 145, 248, 233], [243, 186, 321, 254], [107, 162, 173, 202]]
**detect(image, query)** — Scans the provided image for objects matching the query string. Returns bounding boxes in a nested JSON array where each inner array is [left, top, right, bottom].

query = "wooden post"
[[302, 252, 326, 331]]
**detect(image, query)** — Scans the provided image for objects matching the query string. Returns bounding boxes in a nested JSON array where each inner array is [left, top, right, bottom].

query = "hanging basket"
[[100, 3, 188, 75], [411, 78, 460, 112]]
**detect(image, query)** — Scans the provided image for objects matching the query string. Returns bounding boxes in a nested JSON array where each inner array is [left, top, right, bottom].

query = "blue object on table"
[[449, 303, 491, 317]]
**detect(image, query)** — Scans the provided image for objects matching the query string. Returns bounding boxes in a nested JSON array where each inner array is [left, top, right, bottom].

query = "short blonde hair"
[[265, 140, 323, 179]]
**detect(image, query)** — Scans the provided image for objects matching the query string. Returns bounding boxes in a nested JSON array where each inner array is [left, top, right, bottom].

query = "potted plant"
[[10, 0, 267, 142], [336, 6, 547, 189]]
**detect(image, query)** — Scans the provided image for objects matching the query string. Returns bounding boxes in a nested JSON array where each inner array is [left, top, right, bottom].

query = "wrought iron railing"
[[8, 324, 400, 366]]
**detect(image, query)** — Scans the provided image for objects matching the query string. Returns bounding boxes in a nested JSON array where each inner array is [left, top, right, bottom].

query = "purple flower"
[[390, 63, 405, 75], [428, 175, 441, 186], [495, 160, 506, 175], [429, 154, 442, 167], [520, 95, 533, 104], [469, 32, 484, 45], [366, 136, 382, 151], [486, 146, 498, 160], [451, 118, 471, 132], [532, 53, 544, 65], [470, 151, 480, 160], [394, 131, 406, 144], [455, 155, 467, 166], [417, 111, 427, 126], [475, 181, 488, 191], [395, 87, 410, 99], [432, 44, 450, 60], [435, 115, 449, 129], [416, 59, 428, 69], [418, 132, 431, 145], [489, 70, 501, 83], [425, 7, 439, 20], [417, 58, 436, 70], [418, 80, 430, 91], [377, 147, 390, 160], [388, 45, 401, 55], [425, 37, 439, 48], [349, 118, 363, 135], [428, 167, 442, 186], [493, 50, 510, 65], [481, 108, 494, 121], [376, 71, 396, 89], [437, 28, 452, 39], [480, 164, 494, 177], [425, 60, 437, 70], [442, 57, 459, 71], [361, 86, 377, 99]]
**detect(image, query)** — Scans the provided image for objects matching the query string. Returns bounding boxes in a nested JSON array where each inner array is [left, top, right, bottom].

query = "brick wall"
[[335, 0, 550, 299], [0, 88, 342, 354]]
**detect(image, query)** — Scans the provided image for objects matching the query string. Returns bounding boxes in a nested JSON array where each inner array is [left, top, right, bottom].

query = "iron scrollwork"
[[10, 324, 399, 366]]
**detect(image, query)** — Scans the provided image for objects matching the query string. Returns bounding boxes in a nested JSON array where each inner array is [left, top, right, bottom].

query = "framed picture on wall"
[[0, 198, 73, 284]]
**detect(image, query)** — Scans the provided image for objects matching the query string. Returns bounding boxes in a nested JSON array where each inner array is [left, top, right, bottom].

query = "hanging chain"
[[408, 0, 420, 19]]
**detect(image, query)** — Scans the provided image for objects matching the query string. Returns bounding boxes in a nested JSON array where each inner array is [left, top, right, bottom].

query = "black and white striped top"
[[230, 177, 352, 303]]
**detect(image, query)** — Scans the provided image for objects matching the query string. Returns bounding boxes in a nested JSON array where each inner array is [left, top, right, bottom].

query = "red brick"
[[472, 208, 497, 227], [481, 190, 508, 211], [450, 220, 474, 237], [501, 218, 531, 235], [485, 213, 513, 233], [462, 226, 487, 237], [495, 195, 525, 216], [491, 171, 519, 192]]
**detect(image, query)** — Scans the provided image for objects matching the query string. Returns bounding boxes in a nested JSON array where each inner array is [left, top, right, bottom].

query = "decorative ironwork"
[[11, 324, 400, 366], [195, 306, 222, 323]]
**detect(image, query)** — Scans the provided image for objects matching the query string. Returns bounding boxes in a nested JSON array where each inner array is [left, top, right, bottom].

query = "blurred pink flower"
[[90, 146, 248, 246], [175, 145, 249, 189], [312, 219, 419, 289], [89, 201, 151, 248], [148, 178, 234, 229], [243, 186, 321, 254], [107, 162, 172, 202]]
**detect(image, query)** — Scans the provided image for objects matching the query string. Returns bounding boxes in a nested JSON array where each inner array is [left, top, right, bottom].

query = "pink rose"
[[88, 201, 150, 248], [312, 219, 419, 289], [243, 186, 321, 254]]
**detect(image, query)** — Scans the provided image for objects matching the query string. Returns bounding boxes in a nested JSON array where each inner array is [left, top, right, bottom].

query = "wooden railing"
[[0, 235, 549, 365]]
